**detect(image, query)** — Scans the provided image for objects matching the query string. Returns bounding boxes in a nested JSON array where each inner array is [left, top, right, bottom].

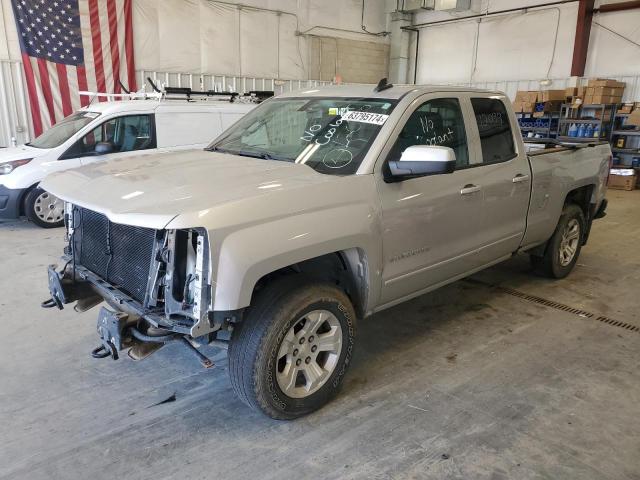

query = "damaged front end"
[[43, 204, 228, 366]]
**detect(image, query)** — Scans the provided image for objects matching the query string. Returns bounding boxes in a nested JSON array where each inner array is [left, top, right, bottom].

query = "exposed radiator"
[[75, 208, 157, 303]]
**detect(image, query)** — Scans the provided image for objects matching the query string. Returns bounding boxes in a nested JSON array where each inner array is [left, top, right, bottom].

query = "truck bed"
[[520, 140, 611, 251]]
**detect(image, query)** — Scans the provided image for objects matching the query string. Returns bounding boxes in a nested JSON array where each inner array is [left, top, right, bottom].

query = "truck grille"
[[75, 208, 157, 303]]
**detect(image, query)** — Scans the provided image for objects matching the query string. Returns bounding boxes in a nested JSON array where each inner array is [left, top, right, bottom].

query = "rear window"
[[471, 98, 516, 164]]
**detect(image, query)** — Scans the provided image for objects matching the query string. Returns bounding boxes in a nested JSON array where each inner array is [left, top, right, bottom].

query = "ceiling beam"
[[595, 1, 640, 13]]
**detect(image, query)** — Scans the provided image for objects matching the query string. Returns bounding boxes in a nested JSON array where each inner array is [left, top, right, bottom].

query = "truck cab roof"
[[279, 84, 504, 100]]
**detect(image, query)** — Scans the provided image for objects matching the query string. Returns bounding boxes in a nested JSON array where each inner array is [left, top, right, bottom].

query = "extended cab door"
[[376, 94, 486, 306], [467, 96, 530, 262]]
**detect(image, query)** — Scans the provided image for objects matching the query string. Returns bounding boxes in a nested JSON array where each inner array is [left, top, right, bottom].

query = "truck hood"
[[0, 144, 50, 161], [40, 149, 339, 229]]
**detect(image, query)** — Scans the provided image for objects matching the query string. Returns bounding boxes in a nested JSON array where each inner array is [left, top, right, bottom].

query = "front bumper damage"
[[43, 260, 216, 368]]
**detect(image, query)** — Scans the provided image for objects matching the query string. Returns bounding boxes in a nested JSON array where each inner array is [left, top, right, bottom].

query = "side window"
[[388, 98, 469, 168], [471, 98, 516, 164], [62, 115, 156, 158]]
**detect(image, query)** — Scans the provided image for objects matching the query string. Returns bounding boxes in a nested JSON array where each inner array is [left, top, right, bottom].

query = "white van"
[[0, 99, 255, 227]]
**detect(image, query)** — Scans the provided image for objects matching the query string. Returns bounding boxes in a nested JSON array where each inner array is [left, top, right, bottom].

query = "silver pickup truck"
[[42, 83, 610, 419]]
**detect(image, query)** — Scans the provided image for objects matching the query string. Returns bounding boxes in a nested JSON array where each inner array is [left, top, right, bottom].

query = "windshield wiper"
[[209, 145, 291, 161]]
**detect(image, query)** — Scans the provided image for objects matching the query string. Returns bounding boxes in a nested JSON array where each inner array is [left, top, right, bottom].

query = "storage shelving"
[[611, 112, 640, 168], [557, 103, 617, 143]]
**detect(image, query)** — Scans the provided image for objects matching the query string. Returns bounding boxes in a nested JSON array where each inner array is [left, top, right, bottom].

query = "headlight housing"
[[0, 158, 32, 175]]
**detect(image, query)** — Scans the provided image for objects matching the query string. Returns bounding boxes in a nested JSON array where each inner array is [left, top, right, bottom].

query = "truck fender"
[[210, 204, 381, 312]]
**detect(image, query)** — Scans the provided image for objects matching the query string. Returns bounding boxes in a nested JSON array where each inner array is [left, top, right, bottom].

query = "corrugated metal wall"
[[3, 60, 640, 147], [136, 70, 333, 96], [0, 60, 31, 147]]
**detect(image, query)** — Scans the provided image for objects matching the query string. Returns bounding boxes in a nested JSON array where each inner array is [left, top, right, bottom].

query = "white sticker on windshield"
[[341, 111, 389, 125]]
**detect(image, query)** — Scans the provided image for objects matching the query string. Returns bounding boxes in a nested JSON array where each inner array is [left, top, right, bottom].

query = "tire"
[[228, 275, 357, 420], [530, 203, 585, 279], [24, 188, 65, 228]]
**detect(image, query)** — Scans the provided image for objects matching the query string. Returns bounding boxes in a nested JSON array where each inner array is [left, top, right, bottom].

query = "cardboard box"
[[577, 86, 586, 97], [627, 108, 640, 126], [608, 169, 636, 191], [592, 86, 624, 97], [541, 90, 567, 102], [587, 94, 621, 105], [526, 91, 541, 103], [618, 103, 634, 114], [521, 102, 535, 113], [587, 78, 626, 88], [533, 101, 562, 117], [565, 87, 577, 97], [514, 91, 529, 102]]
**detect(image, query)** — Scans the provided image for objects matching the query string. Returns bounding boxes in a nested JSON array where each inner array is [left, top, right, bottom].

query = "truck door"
[[376, 94, 485, 305], [467, 96, 530, 262]]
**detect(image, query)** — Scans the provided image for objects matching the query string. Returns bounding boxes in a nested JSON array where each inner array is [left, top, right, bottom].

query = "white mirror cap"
[[400, 145, 456, 163]]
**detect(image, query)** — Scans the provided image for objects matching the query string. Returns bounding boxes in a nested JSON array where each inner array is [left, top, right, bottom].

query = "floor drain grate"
[[464, 278, 639, 334]]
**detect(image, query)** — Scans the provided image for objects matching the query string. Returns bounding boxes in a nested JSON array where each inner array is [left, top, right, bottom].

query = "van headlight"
[[0, 158, 32, 175]]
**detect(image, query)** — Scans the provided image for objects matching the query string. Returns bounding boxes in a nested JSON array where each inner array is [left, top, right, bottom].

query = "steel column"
[[571, 0, 595, 77]]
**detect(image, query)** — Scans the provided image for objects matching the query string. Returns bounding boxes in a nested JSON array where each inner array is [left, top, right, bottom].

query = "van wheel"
[[228, 276, 356, 420], [24, 188, 65, 228], [531, 203, 585, 279]]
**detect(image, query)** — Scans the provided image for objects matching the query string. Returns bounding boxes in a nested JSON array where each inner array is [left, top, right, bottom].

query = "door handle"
[[512, 174, 530, 183], [460, 184, 481, 195]]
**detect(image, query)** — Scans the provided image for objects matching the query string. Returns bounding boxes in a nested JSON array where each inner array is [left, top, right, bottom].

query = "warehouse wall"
[[412, 0, 640, 92], [133, 0, 391, 83]]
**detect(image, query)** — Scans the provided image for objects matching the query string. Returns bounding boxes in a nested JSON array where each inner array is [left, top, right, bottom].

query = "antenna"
[[374, 78, 393, 93]]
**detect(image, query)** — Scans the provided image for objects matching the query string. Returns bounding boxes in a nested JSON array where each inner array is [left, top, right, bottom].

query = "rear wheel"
[[531, 203, 585, 279], [24, 188, 65, 228], [228, 276, 356, 419]]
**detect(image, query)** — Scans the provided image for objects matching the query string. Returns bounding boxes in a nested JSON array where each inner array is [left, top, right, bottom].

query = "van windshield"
[[207, 97, 397, 175], [28, 112, 100, 149]]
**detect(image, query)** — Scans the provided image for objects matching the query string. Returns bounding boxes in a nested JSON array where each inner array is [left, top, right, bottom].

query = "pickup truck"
[[41, 83, 610, 419]]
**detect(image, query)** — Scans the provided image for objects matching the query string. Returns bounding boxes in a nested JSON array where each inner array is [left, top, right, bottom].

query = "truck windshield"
[[208, 97, 397, 175], [28, 111, 100, 149]]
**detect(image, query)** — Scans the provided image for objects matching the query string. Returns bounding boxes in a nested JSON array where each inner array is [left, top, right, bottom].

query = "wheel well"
[[564, 185, 594, 218], [564, 184, 596, 245], [19, 183, 39, 216], [251, 249, 369, 318]]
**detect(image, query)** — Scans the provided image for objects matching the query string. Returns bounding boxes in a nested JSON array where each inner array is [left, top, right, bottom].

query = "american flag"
[[11, 0, 136, 137]]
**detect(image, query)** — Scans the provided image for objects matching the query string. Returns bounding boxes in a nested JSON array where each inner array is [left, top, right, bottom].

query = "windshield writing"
[[209, 97, 396, 175]]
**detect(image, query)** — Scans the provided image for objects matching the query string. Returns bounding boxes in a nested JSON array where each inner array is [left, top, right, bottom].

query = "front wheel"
[[228, 277, 356, 419], [531, 203, 585, 279], [24, 188, 65, 228]]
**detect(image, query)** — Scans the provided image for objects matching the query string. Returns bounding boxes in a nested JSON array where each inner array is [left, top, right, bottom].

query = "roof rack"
[[79, 78, 274, 105]]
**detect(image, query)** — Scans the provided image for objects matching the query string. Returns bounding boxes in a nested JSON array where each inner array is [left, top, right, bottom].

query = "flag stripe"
[[36, 58, 56, 124], [88, 0, 107, 102], [56, 63, 73, 117], [77, 66, 89, 107], [124, 0, 136, 90], [107, 0, 121, 94], [21, 53, 43, 137], [14, 0, 136, 135]]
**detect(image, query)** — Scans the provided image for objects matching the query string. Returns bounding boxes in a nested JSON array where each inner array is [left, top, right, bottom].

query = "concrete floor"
[[1, 190, 639, 480]]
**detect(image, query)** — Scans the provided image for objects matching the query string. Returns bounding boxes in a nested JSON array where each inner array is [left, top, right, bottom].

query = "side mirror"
[[94, 142, 114, 155], [387, 145, 456, 182]]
